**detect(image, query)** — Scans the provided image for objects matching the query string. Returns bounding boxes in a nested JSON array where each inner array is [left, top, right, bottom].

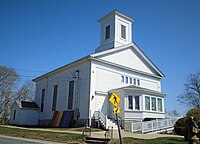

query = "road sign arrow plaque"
[[113, 107, 120, 114]]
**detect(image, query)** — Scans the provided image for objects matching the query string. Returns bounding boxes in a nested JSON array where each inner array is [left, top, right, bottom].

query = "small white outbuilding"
[[9, 101, 39, 126]]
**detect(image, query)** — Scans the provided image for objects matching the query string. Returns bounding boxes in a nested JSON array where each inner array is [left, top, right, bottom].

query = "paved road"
[[0, 135, 61, 144]]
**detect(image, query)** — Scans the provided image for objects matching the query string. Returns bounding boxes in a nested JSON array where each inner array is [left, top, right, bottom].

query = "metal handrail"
[[105, 126, 113, 139], [82, 126, 91, 140], [95, 110, 107, 129]]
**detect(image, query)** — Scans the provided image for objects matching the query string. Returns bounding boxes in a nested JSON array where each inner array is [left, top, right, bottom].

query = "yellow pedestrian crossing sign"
[[113, 107, 120, 114], [109, 92, 120, 107]]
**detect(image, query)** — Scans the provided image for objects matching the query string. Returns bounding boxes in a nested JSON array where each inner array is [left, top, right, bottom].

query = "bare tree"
[[166, 109, 180, 117], [0, 66, 19, 123], [14, 80, 35, 101], [178, 72, 200, 108]]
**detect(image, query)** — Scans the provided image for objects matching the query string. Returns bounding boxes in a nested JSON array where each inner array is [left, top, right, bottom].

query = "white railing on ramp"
[[130, 117, 179, 133]]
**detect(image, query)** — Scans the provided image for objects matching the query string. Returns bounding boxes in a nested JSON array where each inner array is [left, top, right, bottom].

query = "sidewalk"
[[91, 130, 183, 139], [0, 125, 183, 140]]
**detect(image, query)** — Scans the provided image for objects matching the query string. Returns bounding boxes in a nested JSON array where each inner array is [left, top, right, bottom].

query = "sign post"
[[115, 113, 122, 144], [109, 92, 122, 144]]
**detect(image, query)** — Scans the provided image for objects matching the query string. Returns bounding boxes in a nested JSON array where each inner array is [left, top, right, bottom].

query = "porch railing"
[[94, 111, 108, 129]]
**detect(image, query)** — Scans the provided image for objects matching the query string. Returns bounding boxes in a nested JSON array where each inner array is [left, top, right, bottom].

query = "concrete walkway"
[[0, 125, 183, 140], [91, 130, 183, 139]]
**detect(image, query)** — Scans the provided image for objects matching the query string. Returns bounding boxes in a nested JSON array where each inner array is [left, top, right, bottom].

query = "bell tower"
[[95, 10, 134, 53]]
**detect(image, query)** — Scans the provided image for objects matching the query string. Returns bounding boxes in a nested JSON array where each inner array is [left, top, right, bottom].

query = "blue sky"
[[0, 0, 199, 115]]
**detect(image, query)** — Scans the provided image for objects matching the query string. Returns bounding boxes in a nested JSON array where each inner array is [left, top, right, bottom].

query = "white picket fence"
[[130, 117, 179, 133]]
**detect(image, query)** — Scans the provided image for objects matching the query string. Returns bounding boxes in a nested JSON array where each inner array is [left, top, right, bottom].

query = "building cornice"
[[109, 85, 166, 97], [98, 10, 134, 23]]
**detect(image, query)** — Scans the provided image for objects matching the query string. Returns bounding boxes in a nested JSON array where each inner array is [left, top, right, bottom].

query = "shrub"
[[174, 108, 200, 136], [174, 117, 187, 136]]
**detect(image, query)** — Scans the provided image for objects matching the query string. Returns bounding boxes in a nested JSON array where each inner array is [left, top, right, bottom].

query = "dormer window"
[[121, 25, 126, 39], [105, 25, 110, 39]]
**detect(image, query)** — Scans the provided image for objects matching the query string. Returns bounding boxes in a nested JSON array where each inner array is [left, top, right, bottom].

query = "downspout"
[[44, 76, 48, 125]]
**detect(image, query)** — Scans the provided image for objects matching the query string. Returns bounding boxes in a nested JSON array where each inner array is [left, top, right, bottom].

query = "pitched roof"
[[21, 101, 39, 109], [33, 42, 165, 82], [14, 101, 39, 109], [33, 56, 91, 82]]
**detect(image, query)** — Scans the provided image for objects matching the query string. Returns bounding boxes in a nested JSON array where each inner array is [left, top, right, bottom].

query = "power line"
[[15, 68, 47, 73]]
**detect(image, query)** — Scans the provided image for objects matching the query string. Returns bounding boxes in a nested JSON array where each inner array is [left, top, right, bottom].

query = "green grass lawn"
[[47, 127, 102, 132], [0, 126, 84, 143], [0, 125, 190, 144], [110, 137, 188, 144]]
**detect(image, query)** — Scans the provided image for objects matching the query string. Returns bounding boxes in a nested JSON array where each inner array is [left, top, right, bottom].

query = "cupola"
[[95, 10, 134, 53]]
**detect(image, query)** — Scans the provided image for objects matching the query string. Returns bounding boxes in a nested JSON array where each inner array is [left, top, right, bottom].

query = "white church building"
[[32, 10, 166, 128]]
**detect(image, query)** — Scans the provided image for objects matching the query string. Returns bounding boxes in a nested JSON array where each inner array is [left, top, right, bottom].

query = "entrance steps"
[[99, 118, 118, 130], [84, 137, 110, 144], [94, 111, 119, 130]]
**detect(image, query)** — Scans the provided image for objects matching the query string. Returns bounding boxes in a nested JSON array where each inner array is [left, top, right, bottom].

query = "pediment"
[[91, 43, 164, 78]]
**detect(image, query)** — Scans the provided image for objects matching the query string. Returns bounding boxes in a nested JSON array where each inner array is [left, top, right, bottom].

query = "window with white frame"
[[52, 85, 58, 111], [68, 81, 74, 109], [137, 79, 140, 86], [121, 75, 141, 86], [125, 76, 128, 83], [134, 79, 136, 85], [105, 25, 110, 39], [121, 25, 126, 39], [157, 98, 162, 112], [127, 96, 140, 110], [145, 96, 150, 110], [128, 96, 133, 110], [41, 89, 45, 112], [135, 96, 140, 110], [151, 97, 156, 111], [121, 76, 124, 83], [130, 78, 132, 84]]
